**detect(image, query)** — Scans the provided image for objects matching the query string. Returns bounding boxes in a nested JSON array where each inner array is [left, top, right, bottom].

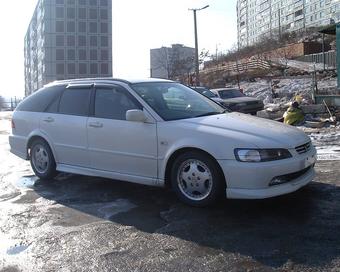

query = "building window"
[[90, 36, 97, 46], [67, 7, 75, 19], [100, 23, 108, 33], [90, 63, 98, 74], [56, 63, 64, 75], [100, 0, 108, 6], [89, 22, 97, 33], [67, 21, 75, 32], [56, 7, 64, 18], [79, 63, 87, 74], [78, 0, 86, 5], [56, 21, 64, 32], [78, 49, 87, 60], [100, 36, 108, 46], [56, 49, 64, 61], [68, 63, 76, 74], [100, 49, 108, 61], [100, 9, 108, 19], [67, 35, 75, 46], [67, 49, 75, 60], [56, 35, 64, 46], [78, 8, 86, 19], [89, 9, 97, 19], [67, 0, 75, 5], [56, 0, 64, 5], [78, 21, 86, 32], [78, 35, 86, 46], [89, 0, 97, 6], [90, 49, 97, 60], [101, 63, 108, 74]]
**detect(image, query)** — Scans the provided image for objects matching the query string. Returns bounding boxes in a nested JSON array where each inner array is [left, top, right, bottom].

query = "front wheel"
[[30, 139, 57, 180], [171, 151, 225, 207]]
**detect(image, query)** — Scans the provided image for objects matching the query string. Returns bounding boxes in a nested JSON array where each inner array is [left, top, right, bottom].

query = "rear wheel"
[[171, 151, 225, 207], [30, 139, 57, 180]]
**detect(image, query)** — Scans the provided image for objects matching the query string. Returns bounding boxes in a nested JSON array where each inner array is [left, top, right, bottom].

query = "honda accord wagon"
[[9, 78, 317, 206]]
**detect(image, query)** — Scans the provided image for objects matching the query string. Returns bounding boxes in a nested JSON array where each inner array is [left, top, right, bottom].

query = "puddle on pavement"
[[6, 245, 29, 255], [15, 176, 39, 189]]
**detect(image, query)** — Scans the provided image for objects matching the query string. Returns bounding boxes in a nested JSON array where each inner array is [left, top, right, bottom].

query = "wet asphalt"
[[0, 116, 340, 272]]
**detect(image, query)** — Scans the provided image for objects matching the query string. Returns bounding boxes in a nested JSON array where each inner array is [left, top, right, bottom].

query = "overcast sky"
[[0, 0, 237, 98]]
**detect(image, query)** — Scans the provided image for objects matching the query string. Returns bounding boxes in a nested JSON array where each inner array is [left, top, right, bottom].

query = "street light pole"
[[189, 5, 209, 86]]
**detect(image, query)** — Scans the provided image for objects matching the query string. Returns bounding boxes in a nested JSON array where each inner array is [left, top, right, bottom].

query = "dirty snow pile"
[[301, 125, 340, 161], [240, 77, 337, 106]]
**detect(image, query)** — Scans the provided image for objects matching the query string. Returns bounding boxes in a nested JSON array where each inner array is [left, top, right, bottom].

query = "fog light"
[[269, 177, 285, 186]]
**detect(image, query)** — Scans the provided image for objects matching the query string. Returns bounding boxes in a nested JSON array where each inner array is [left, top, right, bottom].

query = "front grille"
[[295, 141, 311, 154], [269, 165, 313, 186]]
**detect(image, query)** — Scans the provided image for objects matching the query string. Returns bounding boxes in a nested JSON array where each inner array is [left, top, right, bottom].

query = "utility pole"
[[189, 5, 209, 86]]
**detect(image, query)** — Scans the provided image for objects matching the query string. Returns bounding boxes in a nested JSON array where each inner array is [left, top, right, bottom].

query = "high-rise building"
[[150, 44, 195, 79], [237, 0, 340, 48], [24, 0, 112, 96]]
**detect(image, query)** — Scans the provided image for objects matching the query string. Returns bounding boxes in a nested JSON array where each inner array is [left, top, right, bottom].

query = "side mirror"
[[126, 109, 147, 122]]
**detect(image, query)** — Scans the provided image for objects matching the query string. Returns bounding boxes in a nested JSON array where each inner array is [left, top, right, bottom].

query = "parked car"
[[210, 88, 264, 115], [9, 78, 316, 206], [190, 86, 226, 106]]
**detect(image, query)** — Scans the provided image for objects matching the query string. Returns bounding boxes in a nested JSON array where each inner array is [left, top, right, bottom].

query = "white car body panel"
[[39, 113, 90, 167], [87, 116, 158, 180]]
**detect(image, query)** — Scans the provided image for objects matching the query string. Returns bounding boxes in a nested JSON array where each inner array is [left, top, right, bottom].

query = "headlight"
[[234, 148, 292, 162]]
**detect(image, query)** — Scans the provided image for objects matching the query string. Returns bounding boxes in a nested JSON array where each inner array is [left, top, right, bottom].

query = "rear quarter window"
[[16, 86, 65, 112]]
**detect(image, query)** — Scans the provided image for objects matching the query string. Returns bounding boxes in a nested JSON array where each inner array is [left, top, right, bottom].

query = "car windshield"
[[131, 82, 225, 121], [218, 89, 245, 99], [194, 87, 217, 98]]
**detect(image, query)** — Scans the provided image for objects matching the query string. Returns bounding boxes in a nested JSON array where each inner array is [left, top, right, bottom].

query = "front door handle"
[[88, 122, 103, 128], [43, 117, 54, 123]]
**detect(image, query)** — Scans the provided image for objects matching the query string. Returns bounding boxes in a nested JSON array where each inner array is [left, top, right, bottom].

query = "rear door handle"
[[43, 117, 54, 123], [88, 122, 103, 128]]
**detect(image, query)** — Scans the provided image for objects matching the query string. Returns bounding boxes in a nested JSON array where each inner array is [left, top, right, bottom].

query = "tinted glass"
[[59, 88, 91, 116], [17, 86, 64, 112], [218, 89, 244, 99], [131, 82, 224, 121], [194, 87, 217, 98], [95, 87, 141, 120]]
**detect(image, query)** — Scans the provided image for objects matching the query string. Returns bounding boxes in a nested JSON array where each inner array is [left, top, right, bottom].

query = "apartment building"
[[150, 44, 195, 79], [24, 0, 112, 96], [237, 0, 340, 48]]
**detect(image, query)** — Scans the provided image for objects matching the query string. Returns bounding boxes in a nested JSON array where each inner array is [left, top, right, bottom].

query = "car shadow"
[[31, 172, 340, 269]]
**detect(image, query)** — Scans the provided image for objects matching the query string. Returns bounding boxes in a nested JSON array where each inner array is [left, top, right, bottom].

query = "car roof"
[[211, 88, 240, 92], [45, 77, 173, 87]]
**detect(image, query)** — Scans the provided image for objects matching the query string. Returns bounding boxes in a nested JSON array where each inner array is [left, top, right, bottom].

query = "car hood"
[[181, 112, 310, 149], [221, 97, 261, 104]]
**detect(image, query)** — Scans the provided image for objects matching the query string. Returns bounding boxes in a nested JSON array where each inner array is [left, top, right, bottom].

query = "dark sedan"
[[210, 88, 264, 115]]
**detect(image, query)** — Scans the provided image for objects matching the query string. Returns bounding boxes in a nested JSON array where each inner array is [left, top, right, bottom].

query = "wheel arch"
[[26, 131, 57, 162], [164, 147, 226, 189]]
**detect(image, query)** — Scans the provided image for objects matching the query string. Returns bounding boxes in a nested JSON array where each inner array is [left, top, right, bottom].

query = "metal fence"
[[296, 50, 336, 69], [1, 97, 21, 111]]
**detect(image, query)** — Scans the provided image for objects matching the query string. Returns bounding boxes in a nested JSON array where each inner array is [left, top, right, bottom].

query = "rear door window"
[[59, 88, 91, 116]]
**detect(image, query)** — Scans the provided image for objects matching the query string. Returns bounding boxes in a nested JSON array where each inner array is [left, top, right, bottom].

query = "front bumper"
[[217, 146, 316, 199]]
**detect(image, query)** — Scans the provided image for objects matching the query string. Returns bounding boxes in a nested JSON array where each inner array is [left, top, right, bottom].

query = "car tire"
[[30, 139, 57, 180], [171, 151, 225, 207]]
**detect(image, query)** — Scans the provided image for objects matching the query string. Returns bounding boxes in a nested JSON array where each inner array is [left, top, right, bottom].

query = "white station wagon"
[[9, 78, 316, 206]]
